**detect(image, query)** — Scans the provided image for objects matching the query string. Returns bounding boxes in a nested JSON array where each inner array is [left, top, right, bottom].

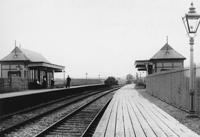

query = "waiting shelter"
[[0, 46, 65, 90], [135, 41, 186, 75]]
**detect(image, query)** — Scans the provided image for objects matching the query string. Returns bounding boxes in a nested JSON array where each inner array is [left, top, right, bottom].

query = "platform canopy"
[[135, 60, 152, 71], [0, 47, 65, 72]]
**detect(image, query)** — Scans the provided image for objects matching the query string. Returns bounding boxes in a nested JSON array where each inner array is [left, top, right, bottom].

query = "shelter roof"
[[0, 47, 65, 71], [150, 43, 186, 60], [0, 47, 50, 63]]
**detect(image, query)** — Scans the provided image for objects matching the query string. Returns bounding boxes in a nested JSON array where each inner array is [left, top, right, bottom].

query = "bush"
[[104, 76, 118, 86], [135, 80, 146, 89]]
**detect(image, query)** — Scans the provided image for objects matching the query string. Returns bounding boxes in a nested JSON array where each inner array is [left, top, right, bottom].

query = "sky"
[[1, 0, 200, 79]]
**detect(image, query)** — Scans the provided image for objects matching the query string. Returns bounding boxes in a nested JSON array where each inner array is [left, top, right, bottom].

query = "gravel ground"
[[136, 87, 200, 135]]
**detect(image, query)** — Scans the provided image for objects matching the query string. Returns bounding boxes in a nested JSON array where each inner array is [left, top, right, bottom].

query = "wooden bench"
[[93, 84, 199, 137]]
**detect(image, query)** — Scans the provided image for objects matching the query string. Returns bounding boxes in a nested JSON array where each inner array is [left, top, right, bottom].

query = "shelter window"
[[163, 62, 172, 67], [2, 65, 9, 69], [173, 62, 182, 67], [8, 71, 21, 77], [157, 63, 162, 67], [10, 64, 24, 70], [2, 70, 8, 78]]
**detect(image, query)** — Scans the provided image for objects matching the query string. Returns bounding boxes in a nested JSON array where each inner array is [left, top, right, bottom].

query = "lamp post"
[[182, 3, 200, 116]]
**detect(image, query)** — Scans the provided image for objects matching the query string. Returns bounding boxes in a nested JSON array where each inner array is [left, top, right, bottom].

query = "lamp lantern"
[[182, 3, 200, 36]]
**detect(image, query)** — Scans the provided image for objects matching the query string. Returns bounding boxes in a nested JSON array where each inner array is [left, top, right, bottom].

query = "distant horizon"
[[54, 73, 127, 80]]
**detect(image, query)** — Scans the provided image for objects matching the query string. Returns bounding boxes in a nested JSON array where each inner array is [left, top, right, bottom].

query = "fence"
[[146, 67, 200, 115], [0, 78, 28, 93], [54, 78, 104, 88]]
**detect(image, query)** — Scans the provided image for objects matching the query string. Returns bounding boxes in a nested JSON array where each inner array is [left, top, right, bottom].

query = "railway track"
[[0, 87, 119, 137], [35, 90, 113, 137]]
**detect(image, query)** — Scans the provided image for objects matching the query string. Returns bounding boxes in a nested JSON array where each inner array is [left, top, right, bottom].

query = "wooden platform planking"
[[125, 99, 147, 137], [131, 99, 169, 137], [115, 97, 125, 137], [93, 84, 200, 137], [122, 98, 136, 137], [150, 101, 200, 137], [135, 98, 178, 137], [93, 97, 115, 137], [104, 97, 119, 137], [128, 98, 157, 137], [137, 96, 199, 137]]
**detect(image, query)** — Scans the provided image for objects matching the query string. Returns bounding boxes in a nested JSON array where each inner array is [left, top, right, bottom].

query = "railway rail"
[[35, 89, 114, 137], [0, 87, 119, 137]]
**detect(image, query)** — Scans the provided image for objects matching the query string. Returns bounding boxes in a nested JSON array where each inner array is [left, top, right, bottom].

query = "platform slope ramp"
[[93, 84, 200, 137]]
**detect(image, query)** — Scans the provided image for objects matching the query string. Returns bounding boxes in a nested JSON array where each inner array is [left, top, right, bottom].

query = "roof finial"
[[166, 36, 168, 44], [15, 40, 17, 47], [14, 40, 17, 57]]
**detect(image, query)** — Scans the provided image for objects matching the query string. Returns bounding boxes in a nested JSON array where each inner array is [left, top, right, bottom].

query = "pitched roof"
[[0, 46, 50, 63], [150, 43, 186, 60]]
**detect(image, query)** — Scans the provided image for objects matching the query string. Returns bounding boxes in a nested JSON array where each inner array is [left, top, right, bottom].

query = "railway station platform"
[[0, 84, 101, 99], [93, 84, 199, 137]]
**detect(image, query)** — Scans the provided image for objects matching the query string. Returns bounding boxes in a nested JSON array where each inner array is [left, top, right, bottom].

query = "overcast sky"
[[1, 0, 200, 78]]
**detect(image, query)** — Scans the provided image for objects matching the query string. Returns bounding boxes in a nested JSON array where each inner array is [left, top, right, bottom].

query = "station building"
[[135, 41, 186, 75], [0, 46, 65, 90]]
